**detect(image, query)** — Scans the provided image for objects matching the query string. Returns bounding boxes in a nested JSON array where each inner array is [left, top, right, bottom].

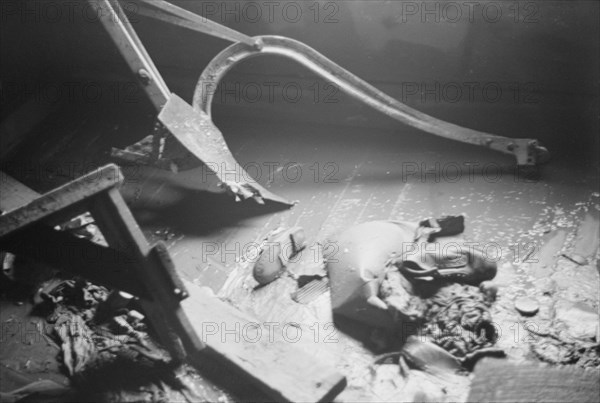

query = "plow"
[[100, 0, 549, 206]]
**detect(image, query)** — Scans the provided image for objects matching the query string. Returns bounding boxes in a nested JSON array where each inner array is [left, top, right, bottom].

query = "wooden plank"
[[88, 188, 201, 360], [468, 358, 600, 402], [0, 164, 122, 237], [0, 168, 193, 361], [181, 279, 347, 403], [0, 172, 41, 212]]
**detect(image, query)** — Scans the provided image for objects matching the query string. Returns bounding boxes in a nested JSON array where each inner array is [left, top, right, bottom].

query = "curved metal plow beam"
[[193, 36, 549, 167]]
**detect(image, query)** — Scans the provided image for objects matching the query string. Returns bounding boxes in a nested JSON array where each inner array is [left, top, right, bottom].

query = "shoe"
[[397, 242, 497, 285]]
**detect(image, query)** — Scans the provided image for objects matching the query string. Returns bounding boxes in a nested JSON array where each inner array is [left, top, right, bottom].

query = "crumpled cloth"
[[327, 220, 421, 328], [379, 270, 426, 323]]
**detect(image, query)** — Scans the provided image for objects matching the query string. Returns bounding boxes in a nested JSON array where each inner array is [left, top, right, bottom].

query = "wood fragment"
[[469, 358, 600, 402], [182, 280, 346, 402]]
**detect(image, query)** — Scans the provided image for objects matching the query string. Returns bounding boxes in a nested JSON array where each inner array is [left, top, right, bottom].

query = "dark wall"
[[1, 0, 598, 159]]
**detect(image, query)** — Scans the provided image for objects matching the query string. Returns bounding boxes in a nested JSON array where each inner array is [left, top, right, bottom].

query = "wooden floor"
[[110, 119, 599, 291], [3, 100, 599, 400], [127, 118, 600, 401]]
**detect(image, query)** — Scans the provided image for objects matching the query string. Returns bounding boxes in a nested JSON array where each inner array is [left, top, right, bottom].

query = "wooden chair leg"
[[87, 188, 205, 359]]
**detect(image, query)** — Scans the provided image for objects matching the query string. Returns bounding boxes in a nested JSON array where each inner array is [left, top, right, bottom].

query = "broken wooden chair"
[[0, 164, 346, 402]]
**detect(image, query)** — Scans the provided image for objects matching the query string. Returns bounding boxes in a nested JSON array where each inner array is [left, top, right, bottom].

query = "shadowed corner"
[[128, 180, 291, 236]]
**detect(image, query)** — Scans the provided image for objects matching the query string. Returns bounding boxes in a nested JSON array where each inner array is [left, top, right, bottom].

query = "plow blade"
[[158, 94, 292, 206]]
